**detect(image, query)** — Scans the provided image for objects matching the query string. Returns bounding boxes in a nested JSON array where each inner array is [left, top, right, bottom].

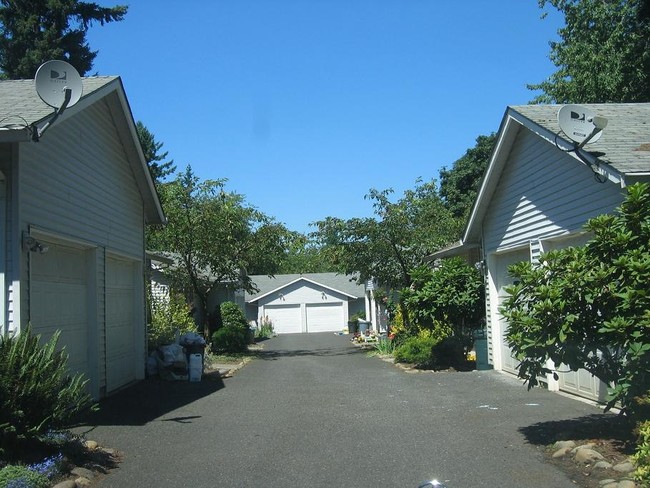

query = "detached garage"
[[0, 75, 165, 399], [246, 274, 365, 334]]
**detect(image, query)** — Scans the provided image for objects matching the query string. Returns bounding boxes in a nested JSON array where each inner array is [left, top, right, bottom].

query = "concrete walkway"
[[76, 333, 612, 488]]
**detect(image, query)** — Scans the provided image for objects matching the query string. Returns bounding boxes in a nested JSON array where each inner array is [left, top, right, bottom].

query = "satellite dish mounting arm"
[[32, 87, 73, 142]]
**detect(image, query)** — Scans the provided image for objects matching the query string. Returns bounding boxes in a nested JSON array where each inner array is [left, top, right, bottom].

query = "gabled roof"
[[461, 103, 650, 246], [0, 76, 165, 225], [246, 273, 365, 303]]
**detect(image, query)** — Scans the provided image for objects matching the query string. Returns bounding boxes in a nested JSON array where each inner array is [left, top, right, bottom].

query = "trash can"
[[358, 319, 370, 334], [473, 329, 491, 370], [348, 320, 358, 334]]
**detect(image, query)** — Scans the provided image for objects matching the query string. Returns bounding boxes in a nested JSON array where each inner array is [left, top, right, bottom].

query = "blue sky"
[[87, 1, 564, 234]]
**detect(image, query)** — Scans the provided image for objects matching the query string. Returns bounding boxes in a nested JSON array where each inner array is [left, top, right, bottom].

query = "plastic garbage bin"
[[358, 319, 370, 334]]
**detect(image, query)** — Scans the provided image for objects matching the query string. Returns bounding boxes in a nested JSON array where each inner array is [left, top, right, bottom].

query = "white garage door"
[[265, 304, 301, 334], [30, 241, 90, 381], [495, 248, 529, 374], [306, 303, 343, 333], [105, 256, 136, 392]]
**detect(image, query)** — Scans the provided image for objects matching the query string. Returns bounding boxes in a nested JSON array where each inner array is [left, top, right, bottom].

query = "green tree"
[[401, 258, 485, 366], [136, 121, 176, 184], [278, 232, 338, 274], [529, 0, 650, 103], [313, 179, 460, 291], [0, 0, 127, 79], [500, 183, 650, 417], [439, 133, 497, 219], [148, 166, 289, 335]]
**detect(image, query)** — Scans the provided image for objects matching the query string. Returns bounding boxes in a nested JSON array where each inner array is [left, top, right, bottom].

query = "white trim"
[[248, 276, 358, 303]]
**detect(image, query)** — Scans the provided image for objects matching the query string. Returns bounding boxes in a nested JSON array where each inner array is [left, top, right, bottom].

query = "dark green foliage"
[[401, 258, 484, 367], [439, 133, 497, 219], [0, 0, 127, 79], [394, 335, 439, 368], [501, 183, 650, 417], [219, 302, 248, 330], [211, 326, 248, 353], [136, 121, 176, 184], [0, 464, 49, 488], [529, 0, 650, 103], [0, 327, 94, 451]]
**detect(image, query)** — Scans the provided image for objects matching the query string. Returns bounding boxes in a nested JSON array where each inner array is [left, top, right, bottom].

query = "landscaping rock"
[[612, 461, 635, 474], [617, 480, 637, 488], [572, 442, 597, 453], [554, 440, 576, 450], [575, 448, 605, 464], [83, 440, 98, 450], [71, 467, 95, 479], [594, 461, 613, 470], [552, 447, 572, 458], [599, 479, 617, 487], [75, 477, 92, 488], [52, 480, 77, 488]]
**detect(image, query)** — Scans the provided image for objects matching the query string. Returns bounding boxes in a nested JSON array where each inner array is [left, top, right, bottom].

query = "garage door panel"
[[306, 303, 342, 333], [105, 257, 136, 392], [30, 242, 90, 380], [265, 305, 301, 334]]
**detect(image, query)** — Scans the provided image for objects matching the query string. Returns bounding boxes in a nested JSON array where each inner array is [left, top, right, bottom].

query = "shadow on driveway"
[[73, 372, 226, 428], [519, 412, 636, 453]]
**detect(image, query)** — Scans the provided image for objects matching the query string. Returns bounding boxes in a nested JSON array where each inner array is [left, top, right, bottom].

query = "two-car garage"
[[246, 274, 365, 334], [264, 302, 344, 334]]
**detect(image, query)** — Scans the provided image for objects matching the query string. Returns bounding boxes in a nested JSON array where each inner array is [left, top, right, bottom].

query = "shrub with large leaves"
[[501, 183, 650, 417], [0, 327, 94, 448]]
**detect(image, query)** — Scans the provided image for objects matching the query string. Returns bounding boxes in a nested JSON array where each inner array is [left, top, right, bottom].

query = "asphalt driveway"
[[76, 333, 613, 488]]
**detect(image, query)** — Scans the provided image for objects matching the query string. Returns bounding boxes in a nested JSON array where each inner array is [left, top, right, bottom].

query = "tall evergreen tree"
[[136, 121, 176, 184], [0, 0, 127, 79], [529, 0, 650, 103]]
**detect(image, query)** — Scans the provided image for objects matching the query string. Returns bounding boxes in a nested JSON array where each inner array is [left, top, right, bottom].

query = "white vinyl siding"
[[483, 130, 624, 253], [14, 96, 147, 398], [482, 129, 624, 402], [18, 99, 144, 257]]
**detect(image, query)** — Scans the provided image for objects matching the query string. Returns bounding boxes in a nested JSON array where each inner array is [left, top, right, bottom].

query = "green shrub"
[[394, 334, 439, 368], [149, 293, 197, 348], [220, 302, 248, 330], [0, 465, 49, 488], [634, 420, 650, 487], [212, 326, 248, 353], [0, 327, 93, 450], [372, 337, 396, 356], [256, 316, 274, 340]]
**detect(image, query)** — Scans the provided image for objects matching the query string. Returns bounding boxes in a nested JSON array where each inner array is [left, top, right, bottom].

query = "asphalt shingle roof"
[[511, 103, 650, 175], [246, 273, 365, 302], [0, 76, 118, 128]]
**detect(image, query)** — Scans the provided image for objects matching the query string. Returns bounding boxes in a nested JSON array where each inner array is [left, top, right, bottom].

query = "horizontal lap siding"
[[19, 99, 144, 256], [484, 131, 625, 253]]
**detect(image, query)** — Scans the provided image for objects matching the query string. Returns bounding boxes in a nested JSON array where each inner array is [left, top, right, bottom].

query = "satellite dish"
[[35, 60, 82, 109], [557, 104, 607, 147], [32, 60, 83, 141]]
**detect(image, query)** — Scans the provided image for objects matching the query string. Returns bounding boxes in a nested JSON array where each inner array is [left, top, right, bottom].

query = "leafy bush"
[[372, 337, 396, 356], [634, 420, 650, 486], [0, 465, 49, 488], [256, 316, 274, 340], [149, 293, 197, 348], [394, 334, 440, 368], [500, 183, 650, 415], [220, 302, 248, 330], [0, 327, 94, 450], [212, 326, 248, 353], [401, 258, 484, 366]]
